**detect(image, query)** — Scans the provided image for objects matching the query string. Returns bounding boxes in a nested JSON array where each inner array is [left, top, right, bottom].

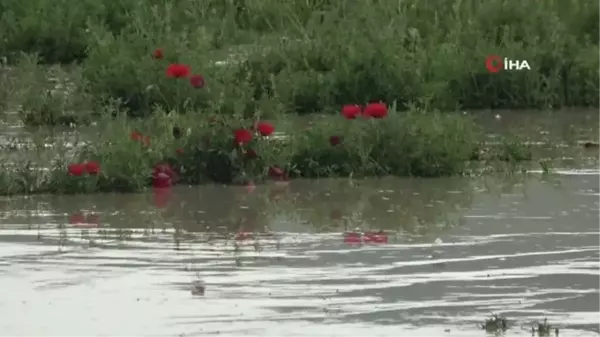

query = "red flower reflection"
[[363, 231, 388, 244], [341, 104, 361, 119], [343, 232, 362, 245], [245, 181, 256, 193], [85, 213, 101, 226], [69, 212, 85, 224], [190, 74, 205, 88], [70, 212, 100, 228], [234, 129, 253, 145], [256, 121, 275, 136], [166, 64, 191, 78], [235, 230, 253, 241], [153, 187, 172, 208], [67, 163, 85, 176], [363, 102, 388, 119]]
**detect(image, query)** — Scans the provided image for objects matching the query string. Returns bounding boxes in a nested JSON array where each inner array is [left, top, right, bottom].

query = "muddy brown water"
[[0, 110, 599, 336]]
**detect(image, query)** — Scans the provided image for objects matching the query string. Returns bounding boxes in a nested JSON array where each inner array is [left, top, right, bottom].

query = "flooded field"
[[0, 109, 598, 336], [0, 171, 599, 336]]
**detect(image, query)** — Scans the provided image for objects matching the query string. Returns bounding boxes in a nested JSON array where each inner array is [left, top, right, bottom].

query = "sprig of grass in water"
[[539, 159, 552, 175], [481, 313, 508, 332], [531, 318, 559, 336]]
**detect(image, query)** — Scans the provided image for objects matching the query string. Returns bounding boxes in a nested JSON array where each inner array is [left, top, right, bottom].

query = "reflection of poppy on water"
[[235, 229, 253, 241], [69, 212, 100, 228], [86, 213, 100, 225], [69, 212, 85, 224], [268, 185, 289, 201], [153, 188, 172, 209], [344, 231, 389, 245], [364, 231, 388, 244], [343, 232, 362, 245]]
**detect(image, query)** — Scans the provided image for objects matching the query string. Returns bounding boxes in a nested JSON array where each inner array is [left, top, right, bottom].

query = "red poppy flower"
[[152, 48, 164, 60], [130, 131, 142, 141], [255, 121, 275, 136], [69, 212, 85, 224], [176, 148, 184, 154], [85, 213, 101, 225], [131, 131, 150, 147], [329, 135, 342, 146], [71, 213, 99, 228], [84, 161, 100, 175], [267, 166, 284, 179], [153, 188, 172, 208], [152, 172, 171, 189], [68, 163, 85, 176], [234, 129, 253, 145], [343, 232, 362, 245], [166, 64, 191, 78], [152, 163, 178, 188], [341, 104, 361, 119], [245, 148, 258, 159], [245, 181, 256, 193], [235, 231, 253, 241], [190, 74, 205, 88], [363, 102, 388, 119], [363, 231, 388, 244]]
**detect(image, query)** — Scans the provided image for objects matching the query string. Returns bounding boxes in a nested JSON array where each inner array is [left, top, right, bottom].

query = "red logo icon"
[[485, 55, 503, 73]]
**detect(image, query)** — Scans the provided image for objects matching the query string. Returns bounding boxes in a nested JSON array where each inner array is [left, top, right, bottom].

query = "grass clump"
[[532, 318, 560, 337], [0, 102, 494, 195], [481, 314, 509, 333], [8, 54, 93, 126]]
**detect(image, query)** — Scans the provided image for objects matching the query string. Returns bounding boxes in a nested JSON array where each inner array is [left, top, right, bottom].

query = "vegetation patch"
[[1, 102, 507, 195], [0, 0, 597, 195], [0, 0, 598, 121]]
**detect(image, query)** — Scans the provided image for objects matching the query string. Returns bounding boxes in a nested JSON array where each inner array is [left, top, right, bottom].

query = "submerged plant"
[[481, 314, 509, 332], [531, 318, 559, 336]]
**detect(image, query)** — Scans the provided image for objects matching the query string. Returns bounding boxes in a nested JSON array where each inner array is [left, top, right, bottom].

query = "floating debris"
[[191, 279, 205, 296]]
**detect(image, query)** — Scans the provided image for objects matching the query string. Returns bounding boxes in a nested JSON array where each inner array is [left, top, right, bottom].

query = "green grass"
[[0, 0, 598, 122], [0, 103, 538, 195], [0, 0, 594, 195]]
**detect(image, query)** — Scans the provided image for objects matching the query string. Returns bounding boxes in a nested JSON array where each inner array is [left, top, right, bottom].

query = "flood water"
[[0, 109, 599, 336], [0, 172, 598, 336]]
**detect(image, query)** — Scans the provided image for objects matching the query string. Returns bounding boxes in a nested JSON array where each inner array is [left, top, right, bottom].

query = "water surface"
[[0, 172, 598, 336]]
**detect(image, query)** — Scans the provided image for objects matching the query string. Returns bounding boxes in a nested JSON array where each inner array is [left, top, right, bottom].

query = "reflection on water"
[[0, 172, 598, 336]]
